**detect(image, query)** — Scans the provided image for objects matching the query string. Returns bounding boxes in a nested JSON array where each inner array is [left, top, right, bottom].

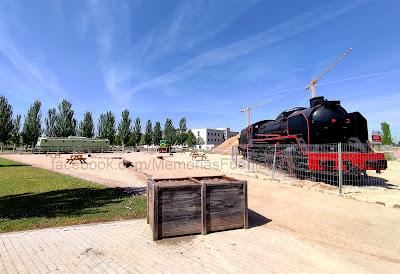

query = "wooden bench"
[[190, 152, 207, 160], [66, 154, 87, 164]]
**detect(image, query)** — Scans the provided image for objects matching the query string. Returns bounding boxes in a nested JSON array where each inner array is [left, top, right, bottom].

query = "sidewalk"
[[0, 219, 372, 273]]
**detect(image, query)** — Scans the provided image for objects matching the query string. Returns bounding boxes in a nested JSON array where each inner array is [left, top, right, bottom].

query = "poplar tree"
[[97, 111, 116, 144], [144, 120, 153, 145], [152, 121, 162, 145], [44, 108, 57, 137], [118, 109, 131, 149], [163, 118, 176, 144], [0, 95, 13, 145], [54, 99, 77, 137], [22, 100, 42, 147], [177, 117, 187, 145], [131, 117, 142, 146], [79, 111, 95, 138], [10, 114, 21, 148], [381, 122, 393, 145]]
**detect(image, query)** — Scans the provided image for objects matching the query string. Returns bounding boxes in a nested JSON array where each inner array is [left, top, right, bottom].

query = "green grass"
[[0, 157, 146, 233]]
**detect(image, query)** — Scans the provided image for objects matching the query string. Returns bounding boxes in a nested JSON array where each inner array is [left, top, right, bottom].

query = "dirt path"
[[245, 175, 400, 271]]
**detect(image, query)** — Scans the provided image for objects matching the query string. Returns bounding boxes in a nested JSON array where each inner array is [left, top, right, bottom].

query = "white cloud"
[[86, 0, 260, 102], [142, 0, 259, 59], [0, 22, 65, 105], [124, 1, 366, 99]]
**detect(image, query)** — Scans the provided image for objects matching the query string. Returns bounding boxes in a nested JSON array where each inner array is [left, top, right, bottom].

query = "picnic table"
[[190, 152, 207, 160], [66, 154, 87, 164]]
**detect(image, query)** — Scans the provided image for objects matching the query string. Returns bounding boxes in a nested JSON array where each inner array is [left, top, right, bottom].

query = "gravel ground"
[[169, 152, 400, 207]]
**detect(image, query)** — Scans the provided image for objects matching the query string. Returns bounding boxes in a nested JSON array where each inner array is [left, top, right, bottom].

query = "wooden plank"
[[243, 181, 248, 229], [206, 182, 247, 232], [153, 185, 159, 241], [146, 180, 149, 224], [201, 183, 207, 235]]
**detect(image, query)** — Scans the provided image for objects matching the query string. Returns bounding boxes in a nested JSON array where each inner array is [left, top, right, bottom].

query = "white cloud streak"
[[124, 1, 366, 98], [0, 39, 65, 98], [140, 0, 259, 61], [86, 0, 260, 102], [0, 2, 65, 102]]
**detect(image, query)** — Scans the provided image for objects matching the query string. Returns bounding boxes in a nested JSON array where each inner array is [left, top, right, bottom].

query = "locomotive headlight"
[[331, 118, 337, 123]]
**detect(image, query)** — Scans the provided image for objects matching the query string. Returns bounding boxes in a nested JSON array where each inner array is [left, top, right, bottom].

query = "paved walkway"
[[0, 219, 381, 274]]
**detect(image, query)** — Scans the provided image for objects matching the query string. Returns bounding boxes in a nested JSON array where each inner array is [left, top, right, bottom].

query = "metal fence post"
[[235, 146, 238, 167], [338, 143, 343, 194], [272, 144, 277, 179]]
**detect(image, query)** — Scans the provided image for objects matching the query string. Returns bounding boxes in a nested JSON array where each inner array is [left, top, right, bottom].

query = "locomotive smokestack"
[[310, 96, 325, 107]]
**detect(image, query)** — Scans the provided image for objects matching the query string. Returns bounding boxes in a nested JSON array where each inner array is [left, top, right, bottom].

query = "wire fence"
[[232, 143, 399, 193]]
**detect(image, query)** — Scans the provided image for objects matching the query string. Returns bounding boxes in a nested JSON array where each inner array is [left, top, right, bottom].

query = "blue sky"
[[1, 0, 399, 140]]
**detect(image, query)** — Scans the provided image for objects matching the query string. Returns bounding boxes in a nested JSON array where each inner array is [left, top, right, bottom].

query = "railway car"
[[239, 96, 387, 181], [36, 136, 110, 152]]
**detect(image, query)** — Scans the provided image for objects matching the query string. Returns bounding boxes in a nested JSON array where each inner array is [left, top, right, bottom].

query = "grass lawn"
[[0, 157, 146, 233]]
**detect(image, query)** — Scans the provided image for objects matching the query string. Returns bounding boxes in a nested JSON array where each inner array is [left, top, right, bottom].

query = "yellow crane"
[[306, 48, 353, 98]]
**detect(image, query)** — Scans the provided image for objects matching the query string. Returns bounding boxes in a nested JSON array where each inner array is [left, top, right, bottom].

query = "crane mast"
[[306, 48, 352, 98]]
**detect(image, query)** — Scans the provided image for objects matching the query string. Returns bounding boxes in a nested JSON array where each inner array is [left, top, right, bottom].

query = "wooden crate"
[[147, 176, 248, 240]]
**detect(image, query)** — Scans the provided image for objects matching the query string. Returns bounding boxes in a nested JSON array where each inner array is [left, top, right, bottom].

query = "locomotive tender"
[[239, 96, 387, 180]]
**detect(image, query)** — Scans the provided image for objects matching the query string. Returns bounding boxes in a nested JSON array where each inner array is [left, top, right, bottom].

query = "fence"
[[231, 143, 399, 193]]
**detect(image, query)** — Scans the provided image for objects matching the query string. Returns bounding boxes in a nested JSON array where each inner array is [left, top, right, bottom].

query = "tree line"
[[0, 95, 199, 148]]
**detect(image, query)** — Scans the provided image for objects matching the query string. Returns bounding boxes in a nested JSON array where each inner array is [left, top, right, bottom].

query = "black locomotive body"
[[240, 96, 368, 146], [238, 96, 387, 180]]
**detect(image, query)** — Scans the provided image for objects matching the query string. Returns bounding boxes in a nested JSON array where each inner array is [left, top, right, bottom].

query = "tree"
[[176, 117, 187, 145], [44, 108, 57, 137], [97, 111, 116, 144], [117, 109, 131, 149], [163, 118, 176, 144], [79, 111, 95, 138], [179, 117, 187, 132], [10, 114, 21, 148], [131, 117, 142, 146], [144, 120, 153, 145], [381, 122, 393, 145], [152, 121, 162, 145], [197, 136, 205, 146], [114, 134, 121, 145], [54, 99, 77, 137], [0, 95, 13, 146], [22, 100, 42, 147], [139, 135, 146, 145], [185, 130, 197, 147]]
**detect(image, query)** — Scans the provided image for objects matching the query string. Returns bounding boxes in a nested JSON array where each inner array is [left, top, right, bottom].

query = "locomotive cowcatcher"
[[238, 96, 387, 181]]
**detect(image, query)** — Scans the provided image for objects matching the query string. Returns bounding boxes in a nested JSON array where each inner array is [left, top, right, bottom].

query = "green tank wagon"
[[36, 137, 110, 153]]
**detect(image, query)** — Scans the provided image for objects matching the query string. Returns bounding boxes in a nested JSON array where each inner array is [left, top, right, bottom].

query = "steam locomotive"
[[238, 96, 387, 180]]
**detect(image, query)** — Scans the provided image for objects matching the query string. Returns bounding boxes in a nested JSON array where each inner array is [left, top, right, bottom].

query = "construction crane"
[[306, 48, 353, 98]]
